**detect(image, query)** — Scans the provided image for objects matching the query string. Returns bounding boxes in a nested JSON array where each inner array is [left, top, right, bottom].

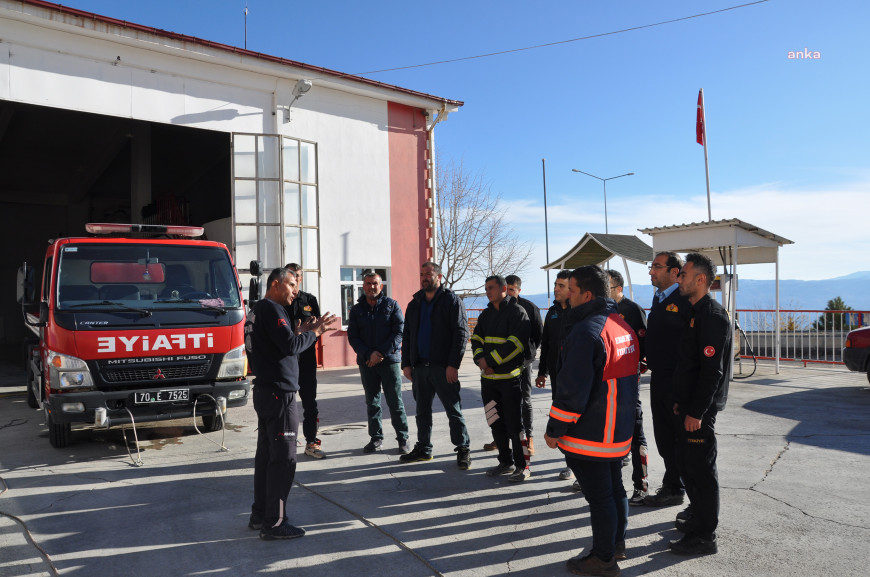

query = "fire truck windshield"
[[55, 243, 242, 311]]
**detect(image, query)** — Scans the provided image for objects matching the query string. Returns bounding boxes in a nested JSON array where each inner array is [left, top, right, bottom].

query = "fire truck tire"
[[48, 412, 71, 448], [201, 414, 224, 432]]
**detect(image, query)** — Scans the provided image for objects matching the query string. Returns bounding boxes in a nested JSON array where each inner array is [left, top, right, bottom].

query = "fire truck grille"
[[103, 363, 209, 383]]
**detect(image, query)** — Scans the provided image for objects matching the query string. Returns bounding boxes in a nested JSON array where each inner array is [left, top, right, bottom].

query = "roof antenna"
[[244, 4, 248, 49]]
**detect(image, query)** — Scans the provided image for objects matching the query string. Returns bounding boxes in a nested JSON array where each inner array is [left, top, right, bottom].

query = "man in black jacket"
[[643, 252, 693, 508], [607, 269, 650, 506], [505, 274, 542, 454], [400, 262, 471, 469], [346, 270, 410, 454], [668, 253, 731, 556], [248, 267, 337, 540], [283, 263, 324, 459], [473, 275, 531, 482], [535, 270, 574, 482]]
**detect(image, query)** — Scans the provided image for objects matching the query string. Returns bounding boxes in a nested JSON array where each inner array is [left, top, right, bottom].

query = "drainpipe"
[[426, 103, 450, 262]]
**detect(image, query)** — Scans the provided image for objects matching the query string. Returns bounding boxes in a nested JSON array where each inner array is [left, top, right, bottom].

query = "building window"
[[233, 133, 319, 302], [340, 267, 389, 327]]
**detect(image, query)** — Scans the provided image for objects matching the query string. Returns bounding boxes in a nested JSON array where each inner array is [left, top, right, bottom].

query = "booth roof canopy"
[[542, 233, 654, 270]]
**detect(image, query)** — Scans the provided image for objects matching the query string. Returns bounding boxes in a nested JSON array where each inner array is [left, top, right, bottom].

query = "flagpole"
[[699, 88, 712, 222], [542, 158, 551, 307]]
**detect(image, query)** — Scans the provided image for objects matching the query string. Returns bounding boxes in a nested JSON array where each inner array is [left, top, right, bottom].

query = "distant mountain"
[[464, 273, 870, 314]]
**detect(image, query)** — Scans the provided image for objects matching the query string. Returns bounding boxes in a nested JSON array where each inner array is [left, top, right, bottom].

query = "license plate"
[[134, 389, 189, 404]]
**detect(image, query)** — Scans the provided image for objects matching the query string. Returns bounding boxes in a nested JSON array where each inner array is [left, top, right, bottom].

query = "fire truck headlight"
[[217, 345, 247, 379], [47, 350, 94, 390]]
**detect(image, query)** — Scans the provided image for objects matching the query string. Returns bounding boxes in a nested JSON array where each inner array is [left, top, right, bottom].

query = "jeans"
[[677, 409, 719, 539], [568, 457, 628, 561], [411, 364, 470, 451], [481, 376, 525, 470], [359, 362, 409, 443], [252, 385, 299, 528], [649, 369, 684, 492]]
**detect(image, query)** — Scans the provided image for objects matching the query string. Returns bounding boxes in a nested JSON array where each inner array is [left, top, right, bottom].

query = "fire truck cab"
[[17, 223, 251, 448]]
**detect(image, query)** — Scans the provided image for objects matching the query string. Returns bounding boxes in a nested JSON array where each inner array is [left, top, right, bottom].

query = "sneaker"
[[483, 440, 498, 451], [566, 552, 621, 577], [456, 446, 471, 470], [304, 439, 325, 459], [248, 514, 263, 530], [398, 440, 412, 455], [558, 467, 575, 480], [363, 439, 383, 454], [643, 486, 684, 507], [486, 463, 515, 477], [259, 521, 306, 540], [527, 436, 535, 455], [508, 468, 531, 482], [572, 480, 583, 493], [399, 444, 433, 463], [676, 505, 694, 521], [615, 540, 626, 561], [668, 534, 718, 556], [628, 488, 648, 506]]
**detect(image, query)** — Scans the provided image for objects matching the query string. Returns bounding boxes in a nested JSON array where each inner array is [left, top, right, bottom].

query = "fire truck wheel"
[[201, 414, 224, 432], [48, 412, 71, 448]]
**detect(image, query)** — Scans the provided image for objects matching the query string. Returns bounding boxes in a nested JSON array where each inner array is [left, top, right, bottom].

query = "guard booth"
[[638, 218, 793, 374], [541, 233, 654, 301]]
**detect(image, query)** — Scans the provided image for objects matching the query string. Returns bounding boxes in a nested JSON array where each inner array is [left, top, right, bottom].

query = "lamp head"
[[292, 79, 312, 99]]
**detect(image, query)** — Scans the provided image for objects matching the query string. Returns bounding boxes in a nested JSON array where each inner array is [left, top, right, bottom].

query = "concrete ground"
[[1, 354, 869, 577]]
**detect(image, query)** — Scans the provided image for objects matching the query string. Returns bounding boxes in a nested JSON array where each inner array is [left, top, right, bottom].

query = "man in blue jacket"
[[248, 267, 337, 540], [347, 270, 410, 454], [545, 266, 639, 576], [400, 262, 471, 469]]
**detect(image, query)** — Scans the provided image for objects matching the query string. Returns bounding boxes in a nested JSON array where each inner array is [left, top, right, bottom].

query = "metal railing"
[[467, 307, 869, 367]]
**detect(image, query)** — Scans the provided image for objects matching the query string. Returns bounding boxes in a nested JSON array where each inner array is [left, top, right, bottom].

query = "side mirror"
[[248, 277, 261, 305], [16, 262, 36, 304], [39, 301, 49, 324]]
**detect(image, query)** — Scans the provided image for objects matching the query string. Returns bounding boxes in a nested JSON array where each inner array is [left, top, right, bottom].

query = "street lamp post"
[[571, 169, 634, 234]]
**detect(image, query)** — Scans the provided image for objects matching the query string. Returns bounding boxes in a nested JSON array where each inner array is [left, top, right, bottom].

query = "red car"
[[843, 326, 870, 383]]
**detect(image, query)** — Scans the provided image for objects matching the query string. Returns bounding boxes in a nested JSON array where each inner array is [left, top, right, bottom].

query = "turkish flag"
[[696, 89, 705, 146]]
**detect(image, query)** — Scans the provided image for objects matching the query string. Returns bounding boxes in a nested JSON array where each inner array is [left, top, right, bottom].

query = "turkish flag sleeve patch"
[[703, 346, 715, 357]]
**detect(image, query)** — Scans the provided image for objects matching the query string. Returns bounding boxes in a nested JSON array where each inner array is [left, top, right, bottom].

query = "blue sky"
[[61, 1, 870, 296]]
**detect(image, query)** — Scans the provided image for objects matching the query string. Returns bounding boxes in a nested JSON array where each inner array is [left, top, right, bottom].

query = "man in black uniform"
[[669, 253, 731, 555], [643, 252, 693, 508], [607, 269, 650, 506], [495, 274, 543, 454], [283, 263, 324, 459], [248, 267, 337, 539], [535, 270, 574, 482], [473, 275, 531, 482]]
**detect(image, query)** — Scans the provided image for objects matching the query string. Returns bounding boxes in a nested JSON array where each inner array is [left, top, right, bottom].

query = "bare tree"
[[435, 154, 534, 295]]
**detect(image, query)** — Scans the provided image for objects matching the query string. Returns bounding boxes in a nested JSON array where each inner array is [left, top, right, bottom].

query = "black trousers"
[[649, 369, 684, 492], [630, 373, 648, 491], [298, 358, 318, 444], [482, 377, 526, 470], [252, 386, 299, 528], [677, 409, 719, 538], [520, 361, 533, 438]]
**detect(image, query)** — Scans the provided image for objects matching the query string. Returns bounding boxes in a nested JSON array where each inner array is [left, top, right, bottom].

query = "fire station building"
[[0, 0, 461, 367]]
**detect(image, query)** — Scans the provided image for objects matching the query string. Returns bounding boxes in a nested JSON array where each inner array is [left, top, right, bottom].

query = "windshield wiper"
[[153, 298, 228, 314], [67, 301, 152, 317]]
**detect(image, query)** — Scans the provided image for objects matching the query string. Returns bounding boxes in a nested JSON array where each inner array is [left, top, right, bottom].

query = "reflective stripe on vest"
[[482, 366, 523, 380], [557, 435, 632, 458]]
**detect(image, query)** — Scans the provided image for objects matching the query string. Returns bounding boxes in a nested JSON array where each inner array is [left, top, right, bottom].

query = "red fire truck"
[[17, 223, 251, 448]]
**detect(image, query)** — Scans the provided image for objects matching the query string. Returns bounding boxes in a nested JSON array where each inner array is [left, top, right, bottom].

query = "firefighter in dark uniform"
[[248, 267, 337, 539], [283, 263, 324, 459], [607, 269, 650, 506], [643, 251, 693, 508], [472, 275, 531, 482], [669, 252, 731, 556], [506, 274, 543, 453]]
